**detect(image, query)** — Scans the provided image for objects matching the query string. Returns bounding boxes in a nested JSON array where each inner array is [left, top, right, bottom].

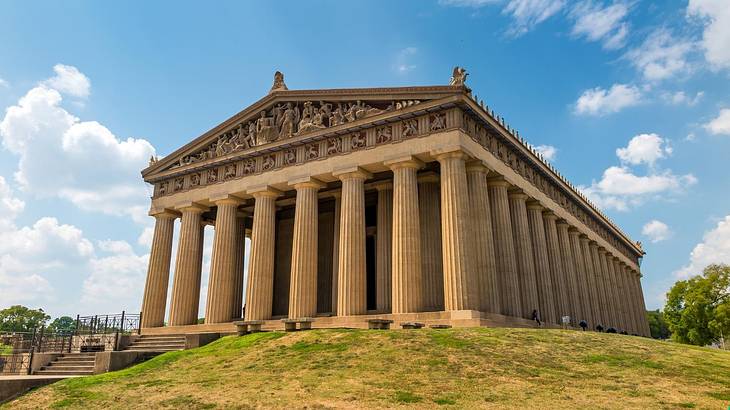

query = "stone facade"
[[139, 70, 650, 336]]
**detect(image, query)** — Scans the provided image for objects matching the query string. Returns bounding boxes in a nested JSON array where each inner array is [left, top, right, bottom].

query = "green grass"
[[4, 328, 730, 409], [0, 344, 13, 355]]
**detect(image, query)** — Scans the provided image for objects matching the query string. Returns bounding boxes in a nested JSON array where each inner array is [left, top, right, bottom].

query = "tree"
[[0, 305, 50, 333], [664, 264, 730, 346], [47, 316, 76, 333], [646, 309, 671, 339]]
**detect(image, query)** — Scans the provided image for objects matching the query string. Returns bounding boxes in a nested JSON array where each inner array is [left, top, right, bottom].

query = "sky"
[[0, 0, 729, 319]]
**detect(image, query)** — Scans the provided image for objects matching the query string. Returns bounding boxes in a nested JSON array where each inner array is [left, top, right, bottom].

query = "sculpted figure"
[[306, 144, 319, 159], [297, 101, 326, 134], [376, 126, 392, 144], [208, 168, 218, 183], [174, 178, 184, 191], [402, 119, 418, 137], [256, 110, 277, 144], [158, 182, 168, 196], [330, 104, 346, 126], [262, 155, 275, 170], [449, 66, 468, 86], [345, 102, 359, 122], [278, 102, 299, 139], [247, 121, 258, 146], [224, 165, 236, 180], [270, 71, 288, 92], [190, 173, 201, 187], [326, 138, 341, 155], [351, 133, 366, 149], [284, 149, 296, 164], [243, 159, 255, 174], [319, 101, 332, 126], [430, 114, 446, 131]]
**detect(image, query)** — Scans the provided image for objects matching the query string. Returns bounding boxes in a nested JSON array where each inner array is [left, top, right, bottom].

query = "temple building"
[[139, 69, 650, 336]]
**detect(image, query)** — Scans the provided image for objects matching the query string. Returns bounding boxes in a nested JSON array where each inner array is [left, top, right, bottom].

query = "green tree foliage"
[[47, 316, 76, 333], [646, 309, 671, 339], [664, 264, 730, 346], [0, 305, 50, 333]]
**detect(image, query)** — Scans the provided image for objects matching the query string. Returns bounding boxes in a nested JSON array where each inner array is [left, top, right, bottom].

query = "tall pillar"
[[579, 235, 600, 327], [244, 188, 281, 321], [634, 271, 650, 336], [608, 256, 626, 331], [508, 190, 539, 319], [231, 214, 247, 319], [334, 167, 371, 316], [169, 204, 207, 326], [436, 150, 474, 311], [387, 158, 423, 314], [568, 228, 591, 326], [613, 258, 629, 331], [375, 182, 393, 313], [624, 264, 640, 334], [206, 196, 243, 324], [140, 211, 177, 328], [556, 221, 581, 325], [466, 162, 499, 313], [418, 174, 444, 311], [488, 176, 521, 317], [597, 248, 616, 327], [288, 178, 324, 319], [331, 192, 341, 314], [589, 242, 608, 327], [543, 212, 569, 324], [526, 202, 556, 325]]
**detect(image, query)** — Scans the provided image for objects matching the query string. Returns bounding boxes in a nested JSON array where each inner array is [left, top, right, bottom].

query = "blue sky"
[[1, 0, 729, 318]]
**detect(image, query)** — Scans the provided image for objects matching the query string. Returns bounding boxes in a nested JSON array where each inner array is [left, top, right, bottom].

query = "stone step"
[[128, 342, 185, 348], [56, 355, 96, 361], [125, 347, 182, 352], [59, 353, 96, 358], [136, 335, 185, 340], [42, 365, 95, 371], [35, 369, 94, 376], [49, 360, 95, 366]]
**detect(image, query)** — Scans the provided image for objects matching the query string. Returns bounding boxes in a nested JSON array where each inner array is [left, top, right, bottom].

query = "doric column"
[[288, 177, 324, 319], [608, 256, 626, 331], [613, 258, 629, 331], [375, 182, 393, 313], [634, 271, 650, 336], [605, 254, 620, 329], [206, 195, 243, 324], [589, 242, 608, 327], [331, 192, 341, 314], [436, 150, 474, 311], [597, 248, 616, 327], [488, 175, 521, 317], [244, 187, 281, 321], [526, 201, 556, 325], [556, 221, 581, 325], [169, 204, 207, 326], [624, 264, 640, 334], [418, 173, 444, 311], [232, 214, 247, 319], [334, 167, 371, 316], [579, 235, 600, 327], [543, 212, 569, 324], [508, 189, 539, 319], [140, 210, 177, 328], [568, 228, 591, 326], [387, 157, 423, 314], [466, 162, 499, 313]]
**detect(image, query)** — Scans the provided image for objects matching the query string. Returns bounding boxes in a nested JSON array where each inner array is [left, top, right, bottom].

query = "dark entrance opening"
[[365, 197, 377, 311]]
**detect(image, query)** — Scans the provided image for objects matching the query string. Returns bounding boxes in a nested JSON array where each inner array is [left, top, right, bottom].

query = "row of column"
[[140, 149, 649, 336]]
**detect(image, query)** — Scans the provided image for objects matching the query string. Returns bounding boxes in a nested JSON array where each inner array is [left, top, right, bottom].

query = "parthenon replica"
[[139, 69, 650, 336]]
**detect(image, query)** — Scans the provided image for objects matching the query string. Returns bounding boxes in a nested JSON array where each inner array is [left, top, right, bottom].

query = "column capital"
[[588, 240, 599, 248], [542, 210, 558, 220], [507, 188, 529, 201], [486, 174, 510, 187], [432, 147, 469, 161], [579, 233, 590, 242], [149, 208, 180, 219], [384, 155, 424, 170], [174, 201, 209, 213], [247, 185, 283, 198], [288, 176, 325, 190], [598, 247, 607, 254], [568, 226, 581, 236], [210, 193, 244, 206], [417, 172, 440, 184], [526, 200, 543, 211], [465, 160, 489, 174], [373, 181, 393, 191], [556, 218, 570, 227], [612, 255, 621, 262], [333, 166, 372, 181]]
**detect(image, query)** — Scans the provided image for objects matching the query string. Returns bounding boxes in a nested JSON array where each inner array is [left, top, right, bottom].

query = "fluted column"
[[623, 264, 639, 334], [488, 176, 521, 317], [140, 211, 177, 328], [613, 258, 629, 331], [569, 228, 592, 326], [418, 174, 444, 311], [526, 202, 556, 325], [387, 157, 423, 313], [288, 178, 323, 319], [169, 204, 207, 326], [244, 188, 281, 321], [598, 248, 616, 327], [232, 214, 247, 319], [509, 190, 539, 319], [608, 256, 625, 331], [206, 196, 243, 324], [634, 271, 650, 336], [334, 167, 371, 316], [375, 182, 393, 313], [543, 212, 569, 324], [466, 162, 499, 313], [331, 192, 341, 314], [579, 235, 600, 327], [436, 150, 473, 311], [589, 242, 608, 327], [556, 221, 581, 325]]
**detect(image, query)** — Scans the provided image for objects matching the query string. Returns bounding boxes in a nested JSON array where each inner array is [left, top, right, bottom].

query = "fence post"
[[138, 311, 143, 335], [115, 311, 125, 351], [74, 314, 80, 335], [37, 326, 45, 353], [27, 349, 34, 375]]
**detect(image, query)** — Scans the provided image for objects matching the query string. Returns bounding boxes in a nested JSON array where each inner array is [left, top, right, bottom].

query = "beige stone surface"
[[206, 197, 243, 323], [140, 212, 176, 328], [418, 174, 444, 311], [543, 212, 569, 324], [509, 190, 539, 319], [556, 221, 581, 325], [488, 176, 521, 318], [375, 183, 393, 313], [168, 206, 206, 326], [244, 188, 280, 321], [526, 201, 557, 325]]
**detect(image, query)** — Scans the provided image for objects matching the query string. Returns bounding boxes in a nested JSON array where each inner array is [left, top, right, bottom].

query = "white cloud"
[[0, 70, 155, 222], [503, 0, 566, 36], [574, 83, 642, 116], [569, 1, 630, 50], [41, 64, 91, 98], [662, 90, 704, 106], [0, 176, 24, 230], [642, 220, 672, 243], [0, 77, 8, 88], [438, 0, 499, 6], [616, 133, 672, 166], [704, 108, 730, 136], [624, 28, 695, 81], [687, 0, 730, 71], [675, 215, 730, 279], [534, 144, 557, 161], [394, 47, 418, 74]]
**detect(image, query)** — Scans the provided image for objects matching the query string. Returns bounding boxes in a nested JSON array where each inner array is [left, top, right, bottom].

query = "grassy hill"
[[4, 328, 730, 409]]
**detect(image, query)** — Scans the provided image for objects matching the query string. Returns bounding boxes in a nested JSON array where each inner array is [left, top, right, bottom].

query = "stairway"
[[34, 353, 96, 376], [123, 335, 186, 352]]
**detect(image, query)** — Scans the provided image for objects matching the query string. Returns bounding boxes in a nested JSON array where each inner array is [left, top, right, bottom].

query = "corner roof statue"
[[138, 66, 649, 338]]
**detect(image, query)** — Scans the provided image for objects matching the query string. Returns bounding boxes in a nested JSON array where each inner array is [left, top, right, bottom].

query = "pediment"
[[142, 85, 465, 180]]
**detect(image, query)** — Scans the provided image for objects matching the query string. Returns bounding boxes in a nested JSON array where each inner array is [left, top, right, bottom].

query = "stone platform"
[[141, 310, 560, 335]]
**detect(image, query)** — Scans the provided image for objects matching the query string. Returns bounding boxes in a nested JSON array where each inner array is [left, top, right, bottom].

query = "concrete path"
[[0, 374, 80, 403]]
